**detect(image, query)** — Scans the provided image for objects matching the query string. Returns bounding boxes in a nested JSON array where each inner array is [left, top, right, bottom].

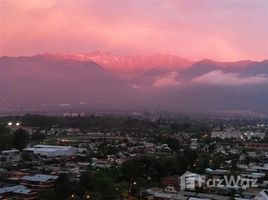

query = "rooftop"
[[21, 174, 58, 182]]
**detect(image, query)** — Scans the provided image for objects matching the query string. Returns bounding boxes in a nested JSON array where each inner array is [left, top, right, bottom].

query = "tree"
[[31, 132, 46, 141], [40, 174, 84, 200], [0, 124, 12, 150], [91, 175, 118, 199], [39, 189, 58, 200], [80, 171, 94, 191], [54, 174, 74, 199], [0, 124, 10, 134], [21, 151, 32, 161], [13, 128, 29, 150], [80, 170, 120, 200], [164, 137, 182, 151], [0, 133, 13, 150]]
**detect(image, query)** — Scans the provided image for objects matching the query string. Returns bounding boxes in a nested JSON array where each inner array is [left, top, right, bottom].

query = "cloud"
[[153, 72, 180, 88], [1, 0, 268, 61], [192, 70, 268, 86], [132, 84, 143, 89]]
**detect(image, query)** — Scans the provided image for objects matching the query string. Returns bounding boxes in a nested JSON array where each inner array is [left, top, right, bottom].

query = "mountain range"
[[1, 52, 268, 115]]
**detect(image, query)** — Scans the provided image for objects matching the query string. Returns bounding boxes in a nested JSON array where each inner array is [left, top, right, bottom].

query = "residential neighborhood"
[[0, 115, 267, 199]]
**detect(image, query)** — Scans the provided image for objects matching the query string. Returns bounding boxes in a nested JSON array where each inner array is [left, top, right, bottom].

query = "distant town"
[[0, 114, 267, 200]]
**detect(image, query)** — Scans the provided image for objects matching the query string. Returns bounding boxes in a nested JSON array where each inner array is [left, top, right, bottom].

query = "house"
[[211, 128, 241, 139], [205, 168, 230, 175], [91, 158, 111, 169], [254, 189, 268, 200], [195, 193, 230, 200], [250, 165, 268, 175], [145, 187, 230, 200], [153, 192, 188, 200], [161, 175, 180, 190], [243, 132, 265, 140], [145, 187, 188, 200], [0, 150, 20, 163], [20, 174, 58, 190], [163, 185, 178, 193], [0, 185, 37, 200], [6, 171, 31, 184], [190, 139, 199, 150], [245, 143, 268, 151]]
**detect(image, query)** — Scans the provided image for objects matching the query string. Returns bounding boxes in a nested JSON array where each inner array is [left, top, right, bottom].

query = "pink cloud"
[[192, 70, 268, 86], [153, 72, 180, 88], [1, 0, 268, 61], [132, 84, 143, 89]]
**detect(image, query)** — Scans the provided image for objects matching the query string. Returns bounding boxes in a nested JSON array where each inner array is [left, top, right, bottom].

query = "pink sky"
[[1, 0, 268, 61]]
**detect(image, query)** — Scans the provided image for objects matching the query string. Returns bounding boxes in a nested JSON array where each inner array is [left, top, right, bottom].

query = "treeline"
[[0, 114, 212, 134], [0, 127, 29, 151]]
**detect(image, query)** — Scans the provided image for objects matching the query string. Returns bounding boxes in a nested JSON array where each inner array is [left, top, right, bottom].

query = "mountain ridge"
[[1, 53, 268, 114]]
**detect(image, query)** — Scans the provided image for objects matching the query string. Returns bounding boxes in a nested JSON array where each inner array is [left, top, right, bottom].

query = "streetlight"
[[127, 179, 136, 198], [84, 192, 91, 199]]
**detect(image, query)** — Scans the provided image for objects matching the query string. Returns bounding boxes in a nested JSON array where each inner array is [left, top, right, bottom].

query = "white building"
[[24, 145, 77, 157], [0, 150, 20, 163], [211, 128, 241, 139], [243, 132, 266, 140]]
